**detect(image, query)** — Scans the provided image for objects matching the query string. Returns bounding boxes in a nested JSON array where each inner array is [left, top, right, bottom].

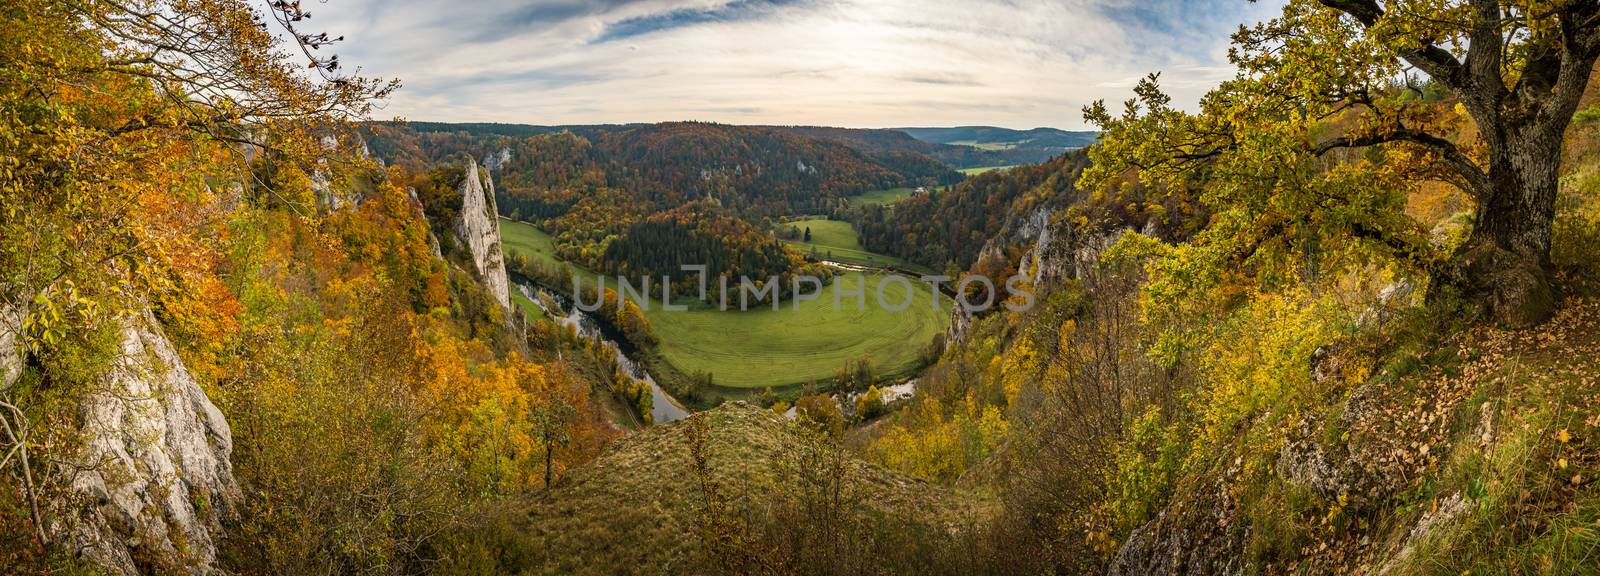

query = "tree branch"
[[1317, 0, 1469, 90], [1465, 0, 1507, 100], [1313, 128, 1488, 200]]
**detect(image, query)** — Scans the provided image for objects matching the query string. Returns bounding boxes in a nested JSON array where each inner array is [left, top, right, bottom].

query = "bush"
[[794, 395, 843, 438], [854, 386, 887, 421]]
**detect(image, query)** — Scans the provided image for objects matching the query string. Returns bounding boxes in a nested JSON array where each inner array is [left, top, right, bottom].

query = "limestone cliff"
[[1, 296, 24, 391], [55, 311, 239, 575], [452, 158, 511, 312]]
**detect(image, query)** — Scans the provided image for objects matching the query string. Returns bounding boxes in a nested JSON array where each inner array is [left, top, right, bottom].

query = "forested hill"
[[897, 126, 1099, 165], [765, 125, 1025, 169], [363, 120, 961, 216], [854, 151, 1094, 273]]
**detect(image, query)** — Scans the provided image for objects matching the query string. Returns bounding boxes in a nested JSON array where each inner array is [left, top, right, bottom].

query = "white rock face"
[[60, 311, 238, 575], [1, 295, 25, 391], [453, 159, 511, 311], [484, 147, 511, 171], [310, 166, 342, 211]]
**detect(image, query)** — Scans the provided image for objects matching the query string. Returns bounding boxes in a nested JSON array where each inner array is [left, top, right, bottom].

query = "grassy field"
[[499, 218, 948, 390], [510, 288, 546, 322], [947, 140, 1018, 151], [779, 218, 930, 274], [648, 271, 945, 389], [498, 217, 609, 292], [499, 217, 563, 269], [959, 165, 1014, 176], [845, 187, 915, 207]]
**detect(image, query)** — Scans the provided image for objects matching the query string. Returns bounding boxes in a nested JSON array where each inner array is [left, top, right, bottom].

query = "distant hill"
[[766, 125, 1020, 169], [896, 126, 1099, 166], [363, 121, 962, 216], [896, 126, 1099, 149]]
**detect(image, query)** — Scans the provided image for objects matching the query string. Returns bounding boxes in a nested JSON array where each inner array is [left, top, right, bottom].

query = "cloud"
[[896, 72, 984, 87], [592, 0, 809, 43], [311, 0, 1284, 128]]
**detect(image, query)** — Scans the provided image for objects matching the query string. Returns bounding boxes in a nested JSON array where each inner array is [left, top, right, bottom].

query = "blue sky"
[[312, 0, 1283, 128]]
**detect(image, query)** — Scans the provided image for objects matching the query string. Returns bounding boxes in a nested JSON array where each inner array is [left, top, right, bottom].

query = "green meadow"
[[647, 271, 946, 389], [780, 218, 931, 274], [510, 288, 545, 322], [845, 186, 915, 207], [958, 165, 1014, 175], [499, 218, 948, 390]]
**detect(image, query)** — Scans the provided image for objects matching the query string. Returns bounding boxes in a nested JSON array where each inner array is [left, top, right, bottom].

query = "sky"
[[310, 0, 1284, 129]]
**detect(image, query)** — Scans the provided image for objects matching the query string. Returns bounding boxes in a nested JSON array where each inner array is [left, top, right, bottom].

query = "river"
[[517, 283, 690, 424]]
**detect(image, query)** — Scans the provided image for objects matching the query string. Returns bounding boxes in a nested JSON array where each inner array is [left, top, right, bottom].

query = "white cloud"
[[309, 0, 1284, 128]]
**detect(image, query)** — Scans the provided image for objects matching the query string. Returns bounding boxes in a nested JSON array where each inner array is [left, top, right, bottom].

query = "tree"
[[854, 386, 886, 421], [530, 394, 576, 488], [1084, 1, 1600, 327], [614, 299, 658, 348], [804, 226, 812, 242]]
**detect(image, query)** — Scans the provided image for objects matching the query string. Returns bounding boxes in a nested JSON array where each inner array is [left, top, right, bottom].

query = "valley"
[[500, 218, 948, 393], [13, 2, 1600, 575]]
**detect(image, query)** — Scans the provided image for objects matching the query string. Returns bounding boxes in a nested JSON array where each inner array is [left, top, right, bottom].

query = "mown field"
[[648, 270, 945, 389], [845, 186, 915, 207], [780, 218, 931, 274], [499, 218, 949, 390], [958, 165, 1014, 175]]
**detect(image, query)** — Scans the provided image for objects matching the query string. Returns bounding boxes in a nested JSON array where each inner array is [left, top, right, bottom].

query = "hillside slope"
[[1111, 299, 1600, 575], [438, 403, 990, 576]]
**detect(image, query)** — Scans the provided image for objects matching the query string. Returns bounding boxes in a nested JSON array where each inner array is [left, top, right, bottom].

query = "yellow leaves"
[[1558, 429, 1573, 444], [998, 336, 1042, 407], [1195, 287, 1337, 446]]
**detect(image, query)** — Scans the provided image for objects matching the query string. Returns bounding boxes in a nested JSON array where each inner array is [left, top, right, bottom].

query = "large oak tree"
[[1085, 0, 1600, 326]]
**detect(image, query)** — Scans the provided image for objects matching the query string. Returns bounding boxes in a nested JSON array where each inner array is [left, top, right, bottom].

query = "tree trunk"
[[1447, 125, 1564, 327]]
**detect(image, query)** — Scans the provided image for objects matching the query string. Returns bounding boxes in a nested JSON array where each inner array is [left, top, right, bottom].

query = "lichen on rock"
[[56, 311, 238, 575]]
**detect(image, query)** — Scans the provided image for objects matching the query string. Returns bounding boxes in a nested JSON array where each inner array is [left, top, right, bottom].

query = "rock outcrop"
[[945, 303, 975, 346], [452, 159, 511, 312], [57, 311, 239, 575], [1, 295, 24, 391], [1109, 465, 1248, 576]]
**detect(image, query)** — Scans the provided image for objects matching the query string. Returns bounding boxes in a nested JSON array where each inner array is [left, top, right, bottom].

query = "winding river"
[[518, 283, 690, 424]]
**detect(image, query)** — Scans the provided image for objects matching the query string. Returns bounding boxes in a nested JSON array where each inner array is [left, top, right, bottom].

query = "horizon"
[[318, 0, 1283, 129], [388, 118, 1101, 132]]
